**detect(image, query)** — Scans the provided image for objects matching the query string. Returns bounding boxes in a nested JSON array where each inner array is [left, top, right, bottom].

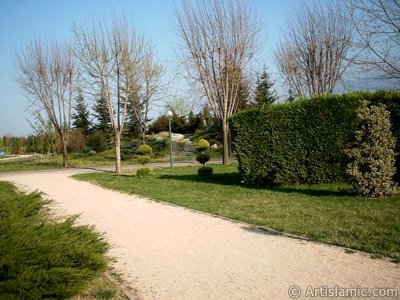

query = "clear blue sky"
[[0, 0, 306, 137]]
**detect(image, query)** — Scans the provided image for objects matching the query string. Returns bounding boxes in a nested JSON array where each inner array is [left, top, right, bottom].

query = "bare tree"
[[73, 16, 145, 173], [130, 45, 164, 144], [166, 97, 195, 118], [16, 40, 77, 167], [275, 1, 353, 98], [176, 0, 260, 164], [348, 0, 400, 81]]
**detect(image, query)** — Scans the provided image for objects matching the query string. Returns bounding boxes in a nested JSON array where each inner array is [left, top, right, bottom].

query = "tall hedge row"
[[230, 91, 400, 185]]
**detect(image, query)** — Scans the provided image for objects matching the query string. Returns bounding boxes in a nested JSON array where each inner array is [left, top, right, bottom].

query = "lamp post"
[[167, 110, 173, 168]]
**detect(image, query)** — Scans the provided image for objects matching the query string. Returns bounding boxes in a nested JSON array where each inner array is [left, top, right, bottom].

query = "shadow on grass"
[[241, 226, 310, 242], [157, 172, 349, 197]]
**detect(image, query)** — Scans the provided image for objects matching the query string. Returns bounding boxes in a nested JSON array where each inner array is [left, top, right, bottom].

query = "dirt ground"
[[1, 169, 399, 299]]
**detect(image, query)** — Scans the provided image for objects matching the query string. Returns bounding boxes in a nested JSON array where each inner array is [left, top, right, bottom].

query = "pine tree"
[[236, 76, 251, 111], [72, 92, 91, 136], [125, 95, 141, 139], [254, 68, 277, 105], [92, 96, 112, 144]]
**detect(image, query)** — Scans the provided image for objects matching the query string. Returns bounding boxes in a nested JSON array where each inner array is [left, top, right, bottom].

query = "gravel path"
[[1, 169, 399, 299]]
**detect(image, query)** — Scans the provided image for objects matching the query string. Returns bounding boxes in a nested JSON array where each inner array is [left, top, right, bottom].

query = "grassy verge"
[[0, 151, 118, 172], [0, 150, 200, 173], [0, 181, 110, 299], [74, 164, 400, 262]]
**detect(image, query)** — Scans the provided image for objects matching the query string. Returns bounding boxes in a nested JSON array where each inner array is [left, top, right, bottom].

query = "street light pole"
[[167, 110, 173, 168]]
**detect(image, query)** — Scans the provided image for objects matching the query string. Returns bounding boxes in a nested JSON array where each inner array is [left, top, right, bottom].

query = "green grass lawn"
[[74, 164, 400, 262], [0, 150, 199, 173], [0, 151, 121, 172], [0, 181, 110, 299]]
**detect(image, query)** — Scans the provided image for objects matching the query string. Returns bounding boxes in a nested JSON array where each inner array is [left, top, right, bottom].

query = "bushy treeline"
[[1, 135, 25, 155], [231, 90, 400, 185]]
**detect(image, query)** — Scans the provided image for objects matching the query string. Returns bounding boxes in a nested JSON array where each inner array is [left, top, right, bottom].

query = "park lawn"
[[0, 181, 111, 299], [0, 151, 124, 172], [74, 164, 400, 263], [0, 151, 198, 173]]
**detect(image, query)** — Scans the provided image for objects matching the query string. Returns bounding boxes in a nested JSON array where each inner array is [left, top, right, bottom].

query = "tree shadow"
[[241, 226, 310, 242], [157, 172, 349, 197]]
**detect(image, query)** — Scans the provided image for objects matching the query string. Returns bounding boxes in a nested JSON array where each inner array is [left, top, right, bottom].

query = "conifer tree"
[[72, 92, 91, 136], [92, 96, 112, 144], [236, 75, 251, 111], [254, 68, 277, 105]]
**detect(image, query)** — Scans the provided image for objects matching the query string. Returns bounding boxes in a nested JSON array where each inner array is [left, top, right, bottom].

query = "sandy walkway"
[[1, 169, 399, 299]]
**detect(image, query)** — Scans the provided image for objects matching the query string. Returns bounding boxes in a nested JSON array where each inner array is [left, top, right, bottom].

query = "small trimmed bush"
[[137, 144, 153, 156], [198, 166, 213, 177], [196, 153, 210, 166], [137, 155, 152, 165], [136, 167, 150, 177], [196, 139, 210, 152], [345, 100, 397, 197]]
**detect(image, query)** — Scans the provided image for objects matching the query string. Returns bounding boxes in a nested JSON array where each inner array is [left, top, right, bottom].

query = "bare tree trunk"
[[141, 128, 146, 145], [62, 140, 68, 168], [115, 131, 121, 173], [222, 120, 229, 164]]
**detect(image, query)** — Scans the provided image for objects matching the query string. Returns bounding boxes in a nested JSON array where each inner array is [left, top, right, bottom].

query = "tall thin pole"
[[168, 114, 173, 168]]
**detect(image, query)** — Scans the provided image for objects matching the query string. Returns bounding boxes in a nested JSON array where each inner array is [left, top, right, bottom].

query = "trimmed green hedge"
[[231, 91, 400, 185]]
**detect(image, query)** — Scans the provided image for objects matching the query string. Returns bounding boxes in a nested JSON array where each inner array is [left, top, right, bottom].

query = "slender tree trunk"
[[115, 131, 121, 173], [142, 124, 147, 145], [222, 120, 229, 164], [62, 139, 68, 168]]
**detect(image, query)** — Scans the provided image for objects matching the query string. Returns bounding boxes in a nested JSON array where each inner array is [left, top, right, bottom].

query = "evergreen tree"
[[92, 96, 112, 144], [125, 95, 142, 139], [236, 75, 251, 111], [254, 68, 277, 105], [72, 92, 91, 136]]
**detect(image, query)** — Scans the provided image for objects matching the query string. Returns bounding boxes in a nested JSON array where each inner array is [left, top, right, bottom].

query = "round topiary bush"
[[137, 155, 152, 165], [198, 166, 213, 177], [136, 167, 150, 177], [137, 144, 153, 156], [196, 153, 210, 166], [196, 139, 210, 152]]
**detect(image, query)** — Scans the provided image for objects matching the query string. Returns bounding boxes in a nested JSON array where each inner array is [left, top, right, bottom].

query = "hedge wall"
[[230, 90, 400, 185]]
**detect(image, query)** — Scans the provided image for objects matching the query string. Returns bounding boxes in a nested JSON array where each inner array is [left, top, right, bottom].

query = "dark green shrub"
[[0, 182, 108, 299], [136, 167, 150, 177], [196, 139, 210, 152], [137, 155, 151, 165], [87, 131, 107, 153], [196, 153, 210, 166], [146, 137, 168, 157], [198, 166, 213, 176], [137, 144, 153, 156], [345, 100, 397, 197], [231, 94, 360, 184]]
